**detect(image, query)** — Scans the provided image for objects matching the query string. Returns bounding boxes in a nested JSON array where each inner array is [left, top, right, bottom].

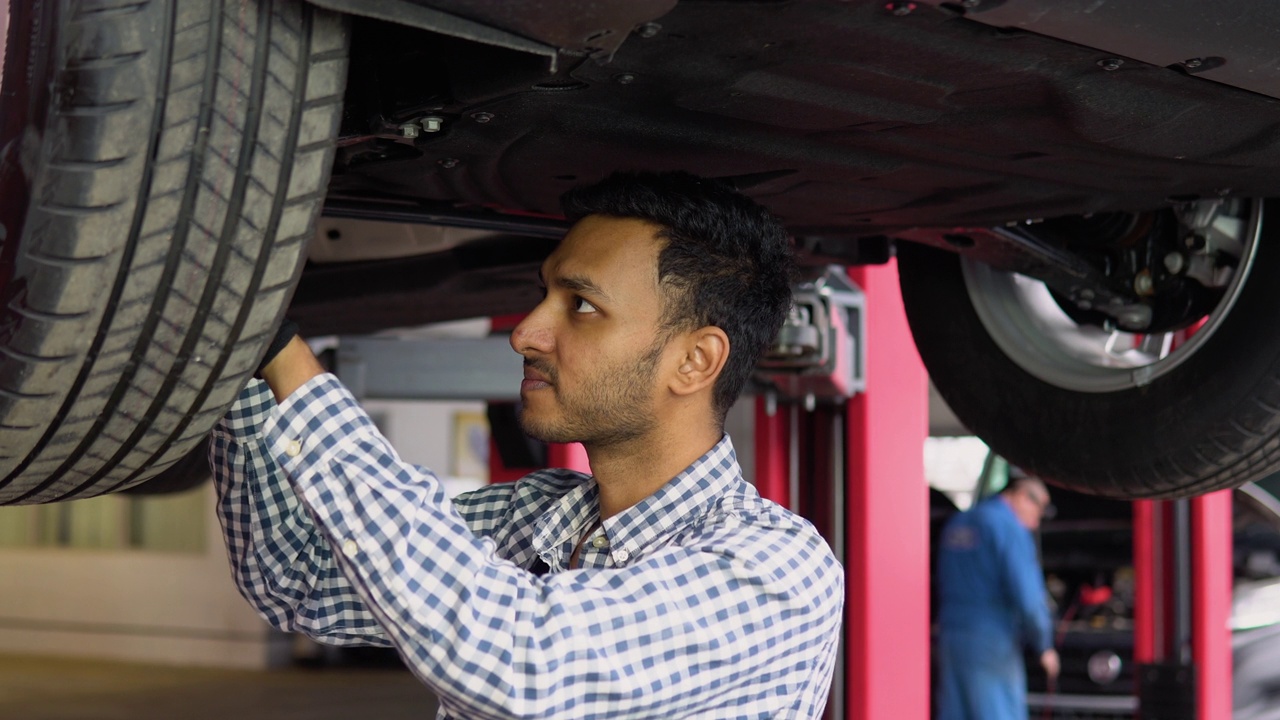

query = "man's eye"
[[573, 297, 598, 313]]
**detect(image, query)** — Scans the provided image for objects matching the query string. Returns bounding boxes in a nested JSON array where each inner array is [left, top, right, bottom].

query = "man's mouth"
[[521, 361, 553, 392]]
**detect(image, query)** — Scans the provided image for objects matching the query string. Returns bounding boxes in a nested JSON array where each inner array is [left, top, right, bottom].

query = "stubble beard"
[[519, 341, 664, 448]]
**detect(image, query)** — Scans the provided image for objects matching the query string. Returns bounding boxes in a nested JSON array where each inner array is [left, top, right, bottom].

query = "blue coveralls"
[[936, 496, 1053, 720]]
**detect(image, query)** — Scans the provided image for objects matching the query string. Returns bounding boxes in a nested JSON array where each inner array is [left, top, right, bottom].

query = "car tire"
[[898, 199, 1280, 498], [0, 0, 348, 504]]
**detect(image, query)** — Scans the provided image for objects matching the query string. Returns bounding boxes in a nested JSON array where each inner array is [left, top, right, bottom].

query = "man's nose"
[[510, 309, 553, 355]]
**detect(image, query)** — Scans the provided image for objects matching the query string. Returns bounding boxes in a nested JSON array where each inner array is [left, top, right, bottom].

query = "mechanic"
[[209, 171, 845, 719], [935, 471, 1059, 720]]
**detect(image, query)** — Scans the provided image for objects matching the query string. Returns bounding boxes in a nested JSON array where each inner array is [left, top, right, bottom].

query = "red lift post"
[[843, 263, 931, 720], [1133, 492, 1232, 719]]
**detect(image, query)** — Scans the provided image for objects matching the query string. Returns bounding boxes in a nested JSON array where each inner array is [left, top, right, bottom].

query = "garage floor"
[[0, 654, 439, 719]]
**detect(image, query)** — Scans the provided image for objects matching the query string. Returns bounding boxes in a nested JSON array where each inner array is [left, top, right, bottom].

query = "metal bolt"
[[1097, 58, 1124, 71], [1077, 300, 1093, 311], [614, 73, 637, 84], [885, 2, 917, 16], [420, 116, 444, 133], [1183, 58, 1203, 69], [1134, 272, 1154, 296], [1079, 289, 1095, 301], [399, 123, 420, 139], [437, 158, 459, 169], [636, 22, 662, 39], [1163, 252, 1186, 275], [470, 112, 494, 124]]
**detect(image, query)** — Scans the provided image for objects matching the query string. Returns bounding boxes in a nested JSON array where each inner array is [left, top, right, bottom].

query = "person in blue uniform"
[[936, 472, 1059, 720]]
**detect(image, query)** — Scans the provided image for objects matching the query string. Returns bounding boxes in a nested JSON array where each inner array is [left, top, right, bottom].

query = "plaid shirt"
[[211, 375, 844, 719]]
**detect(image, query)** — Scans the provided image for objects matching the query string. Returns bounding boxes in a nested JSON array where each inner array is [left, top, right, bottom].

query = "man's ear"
[[671, 327, 729, 397]]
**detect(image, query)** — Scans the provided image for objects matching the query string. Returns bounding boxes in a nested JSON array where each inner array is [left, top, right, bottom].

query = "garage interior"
[[6, 0, 1278, 718]]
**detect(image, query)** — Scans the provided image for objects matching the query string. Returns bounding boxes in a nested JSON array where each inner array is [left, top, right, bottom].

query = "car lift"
[[332, 261, 1229, 719]]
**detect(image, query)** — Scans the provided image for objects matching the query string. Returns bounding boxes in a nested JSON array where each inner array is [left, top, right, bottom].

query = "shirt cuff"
[[212, 378, 279, 441], [261, 373, 380, 476]]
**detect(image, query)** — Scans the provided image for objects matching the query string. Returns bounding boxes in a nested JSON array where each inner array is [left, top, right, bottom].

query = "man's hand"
[[1040, 648, 1060, 680], [260, 335, 327, 403]]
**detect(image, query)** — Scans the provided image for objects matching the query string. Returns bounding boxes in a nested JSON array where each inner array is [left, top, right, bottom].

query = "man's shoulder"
[[695, 485, 837, 566]]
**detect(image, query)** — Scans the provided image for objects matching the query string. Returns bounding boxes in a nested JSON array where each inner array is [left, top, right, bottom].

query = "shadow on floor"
[[0, 654, 439, 720]]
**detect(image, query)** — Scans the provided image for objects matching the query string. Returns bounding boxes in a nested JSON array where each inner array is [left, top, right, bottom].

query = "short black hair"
[[561, 171, 795, 423]]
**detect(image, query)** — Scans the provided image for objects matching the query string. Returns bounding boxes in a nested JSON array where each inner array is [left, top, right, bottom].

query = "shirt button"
[[591, 535, 609, 549], [614, 549, 630, 563], [341, 539, 358, 557], [284, 439, 302, 457]]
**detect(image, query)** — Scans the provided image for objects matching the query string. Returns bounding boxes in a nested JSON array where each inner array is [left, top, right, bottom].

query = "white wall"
[[0, 484, 289, 669]]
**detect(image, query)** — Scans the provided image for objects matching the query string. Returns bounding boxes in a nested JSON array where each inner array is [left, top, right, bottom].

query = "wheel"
[[899, 199, 1280, 498], [0, 0, 348, 504]]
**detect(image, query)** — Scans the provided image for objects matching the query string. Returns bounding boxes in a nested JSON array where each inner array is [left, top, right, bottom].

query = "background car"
[[6, 1, 1280, 504]]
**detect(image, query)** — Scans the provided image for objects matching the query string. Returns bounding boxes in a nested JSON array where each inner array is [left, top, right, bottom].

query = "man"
[[935, 471, 1060, 720], [210, 171, 844, 719]]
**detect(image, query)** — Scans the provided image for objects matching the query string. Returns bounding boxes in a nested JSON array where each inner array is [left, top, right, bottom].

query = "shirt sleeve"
[[999, 519, 1054, 653], [209, 378, 391, 646], [262, 373, 844, 720]]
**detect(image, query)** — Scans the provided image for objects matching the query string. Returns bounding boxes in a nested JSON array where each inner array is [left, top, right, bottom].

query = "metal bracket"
[[753, 266, 866, 405]]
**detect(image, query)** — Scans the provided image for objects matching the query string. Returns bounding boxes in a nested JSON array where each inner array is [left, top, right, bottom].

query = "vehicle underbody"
[[5, 0, 1280, 500], [295, 0, 1280, 337]]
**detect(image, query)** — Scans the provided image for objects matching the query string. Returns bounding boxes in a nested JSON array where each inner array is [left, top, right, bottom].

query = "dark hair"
[[561, 171, 795, 423]]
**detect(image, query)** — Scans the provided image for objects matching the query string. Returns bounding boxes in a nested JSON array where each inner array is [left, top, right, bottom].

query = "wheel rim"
[[962, 199, 1263, 393]]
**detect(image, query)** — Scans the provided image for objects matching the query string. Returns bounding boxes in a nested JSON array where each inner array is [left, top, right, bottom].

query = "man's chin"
[[517, 412, 579, 445]]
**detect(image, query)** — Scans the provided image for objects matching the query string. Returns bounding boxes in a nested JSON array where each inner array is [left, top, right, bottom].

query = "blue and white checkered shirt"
[[211, 375, 844, 719]]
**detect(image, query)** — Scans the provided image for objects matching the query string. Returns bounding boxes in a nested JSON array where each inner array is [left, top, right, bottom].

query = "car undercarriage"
[[5, 0, 1280, 501]]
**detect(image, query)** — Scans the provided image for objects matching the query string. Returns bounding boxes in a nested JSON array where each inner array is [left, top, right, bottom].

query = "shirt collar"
[[531, 435, 743, 567]]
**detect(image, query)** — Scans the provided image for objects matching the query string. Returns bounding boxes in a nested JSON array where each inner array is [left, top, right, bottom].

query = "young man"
[[211, 171, 844, 718], [935, 472, 1059, 720]]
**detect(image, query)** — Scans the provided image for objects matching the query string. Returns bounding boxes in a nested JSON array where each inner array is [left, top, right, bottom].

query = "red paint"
[[1192, 491, 1232, 720], [753, 397, 791, 507], [1079, 584, 1113, 606], [1132, 500, 1156, 664], [548, 442, 590, 474], [489, 438, 589, 481], [844, 261, 931, 720], [490, 314, 527, 332]]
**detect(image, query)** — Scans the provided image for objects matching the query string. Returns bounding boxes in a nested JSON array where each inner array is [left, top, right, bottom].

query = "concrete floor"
[[0, 654, 439, 720]]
